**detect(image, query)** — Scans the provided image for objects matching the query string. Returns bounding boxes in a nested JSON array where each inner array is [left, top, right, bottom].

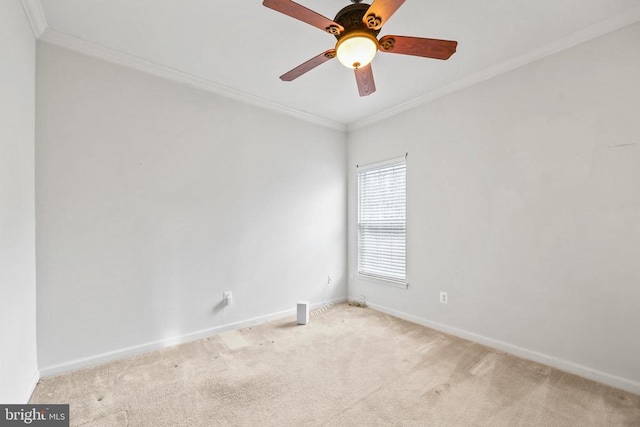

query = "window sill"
[[355, 273, 408, 290]]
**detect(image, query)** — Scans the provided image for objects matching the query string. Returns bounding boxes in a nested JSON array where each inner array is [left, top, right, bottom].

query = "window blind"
[[357, 160, 406, 283]]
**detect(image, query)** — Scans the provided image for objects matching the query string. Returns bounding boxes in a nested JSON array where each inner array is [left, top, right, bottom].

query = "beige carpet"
[[31, 304, 640, 426]]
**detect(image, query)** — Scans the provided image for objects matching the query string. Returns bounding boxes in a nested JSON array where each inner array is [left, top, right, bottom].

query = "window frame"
[[356, 155, 408, 289]]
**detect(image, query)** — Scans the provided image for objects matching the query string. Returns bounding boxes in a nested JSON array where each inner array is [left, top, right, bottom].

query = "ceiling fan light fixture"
[[335, 31, 378, 69]]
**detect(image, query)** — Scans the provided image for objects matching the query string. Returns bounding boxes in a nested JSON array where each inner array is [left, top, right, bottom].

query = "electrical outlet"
[[327, 276, 333, 285], [440, 291, 448, 304]]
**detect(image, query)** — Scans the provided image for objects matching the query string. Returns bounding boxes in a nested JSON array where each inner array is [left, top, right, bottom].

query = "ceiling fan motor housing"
[[332, 3, 381, 41]]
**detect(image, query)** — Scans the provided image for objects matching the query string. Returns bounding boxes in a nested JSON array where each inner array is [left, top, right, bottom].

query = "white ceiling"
[[34, 0, 640, 128]]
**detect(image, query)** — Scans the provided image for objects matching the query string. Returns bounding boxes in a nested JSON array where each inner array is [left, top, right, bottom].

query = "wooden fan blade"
[[379, 35, 457, 60], [362, 0, 406, 30], [263, 0, 344, 35], [354, 64, 376, 97], [280, 49, 336, 81]]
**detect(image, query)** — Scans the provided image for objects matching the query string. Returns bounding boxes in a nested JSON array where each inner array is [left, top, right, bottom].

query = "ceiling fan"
[[262, 0, 458, 96]]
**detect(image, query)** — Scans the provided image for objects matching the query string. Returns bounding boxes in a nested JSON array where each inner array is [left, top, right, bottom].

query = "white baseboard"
[[40, 297, 346, 378], [364, 301, 640, 396], [22, 369, 40, 403]]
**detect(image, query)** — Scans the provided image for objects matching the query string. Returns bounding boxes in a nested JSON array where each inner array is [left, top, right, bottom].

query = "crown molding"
[[348, 6, 640, 131], [38, 29, 347, 132], [20, 0, 47, 38]]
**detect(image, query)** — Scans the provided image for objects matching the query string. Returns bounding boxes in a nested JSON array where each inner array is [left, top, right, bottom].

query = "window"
[[357, 157, 406, 284]]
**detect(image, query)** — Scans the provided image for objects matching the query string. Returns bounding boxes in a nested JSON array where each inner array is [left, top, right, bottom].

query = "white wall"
[[36, 43, 347, 373], [0, 0, 38, 403], [348, 23, 640, 392]]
